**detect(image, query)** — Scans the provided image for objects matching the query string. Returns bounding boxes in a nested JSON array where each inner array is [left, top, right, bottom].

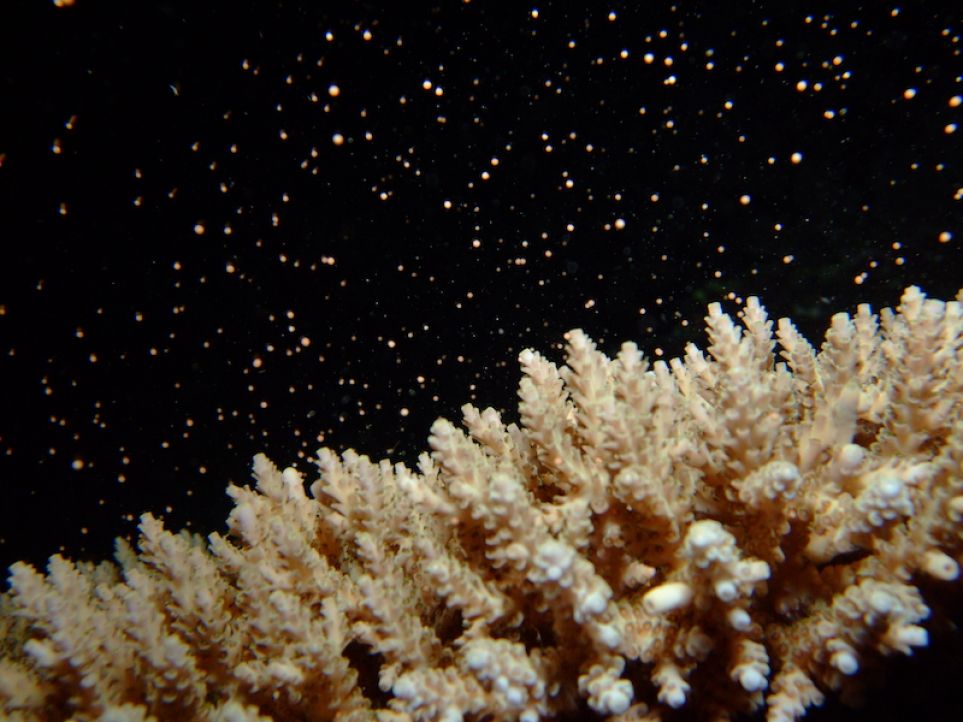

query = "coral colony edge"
[[2, 286, 962, 722]]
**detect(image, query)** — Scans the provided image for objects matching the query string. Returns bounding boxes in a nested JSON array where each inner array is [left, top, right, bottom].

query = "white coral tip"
[[488, 473, 519, 505], [837, 444, 865, 473], [534, 539, 574, 581], [23, 639, 58, 668], [659, 684, 688, 709], [281, 466, 304, 497], [728, 607, 752, 631], [596, 623, 622, 648], [740, 560, 771, 582], [891, 624, 928, 649], [831, 650, 859, 675], [643, 581, 694, 615], [869, 590, 894, 613], [232, 502, 258, 539], [464, 646, 491, 670], [686, 519, 727, 549], [737, 667, 767, 692], [267, 660, 304, 684], [877, 474, 903, 499], [393, 676, 417, 699], [578, 589, 609, 617], [715, 580, 738, 602], [506, 686, 525, 706], [922, 549, 959, 581], [598, 680, 633, 714]]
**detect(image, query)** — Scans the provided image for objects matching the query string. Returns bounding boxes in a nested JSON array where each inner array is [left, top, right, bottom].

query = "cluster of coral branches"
[[2, 286, 962, 722]]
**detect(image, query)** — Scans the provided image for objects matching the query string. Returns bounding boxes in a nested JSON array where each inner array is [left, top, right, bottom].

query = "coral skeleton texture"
[[2, 286, 963, 722]]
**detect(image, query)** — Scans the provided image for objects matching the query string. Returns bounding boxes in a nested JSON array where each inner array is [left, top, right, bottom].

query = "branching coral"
[[2, 286, 961, 722]]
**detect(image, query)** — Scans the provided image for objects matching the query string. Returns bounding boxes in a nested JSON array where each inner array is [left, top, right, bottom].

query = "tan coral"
[[2, 286, 962, 722]]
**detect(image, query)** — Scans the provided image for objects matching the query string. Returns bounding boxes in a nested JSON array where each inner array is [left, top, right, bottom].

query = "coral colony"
[[2, 286, 962, 721]]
